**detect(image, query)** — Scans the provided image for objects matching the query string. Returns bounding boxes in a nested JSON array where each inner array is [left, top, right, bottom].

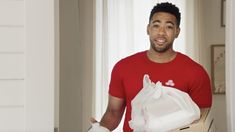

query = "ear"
[[147, 24, 150, 35], [175, 27, 180, 38]]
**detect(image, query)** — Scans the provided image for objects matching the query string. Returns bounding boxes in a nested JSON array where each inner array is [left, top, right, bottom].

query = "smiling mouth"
[[155, 38, 166, 45]]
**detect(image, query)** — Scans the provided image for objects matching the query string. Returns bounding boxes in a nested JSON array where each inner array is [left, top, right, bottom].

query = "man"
[[91, 2, 212, 132]]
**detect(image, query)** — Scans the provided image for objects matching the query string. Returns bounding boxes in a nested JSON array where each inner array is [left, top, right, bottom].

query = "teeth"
[[156, 38, 166, 43], [158, 39, 165, 43]]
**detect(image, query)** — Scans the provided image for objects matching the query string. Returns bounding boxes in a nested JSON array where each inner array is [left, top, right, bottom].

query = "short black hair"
[[149, 2, 181, 27]]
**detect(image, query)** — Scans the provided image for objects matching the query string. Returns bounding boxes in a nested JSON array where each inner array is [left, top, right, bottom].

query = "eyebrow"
[[151, 20, 175, 26]]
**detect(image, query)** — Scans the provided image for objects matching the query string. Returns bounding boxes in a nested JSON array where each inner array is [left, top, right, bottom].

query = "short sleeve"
[[188, 66, 212, 108], [108, 61, 126, 99]]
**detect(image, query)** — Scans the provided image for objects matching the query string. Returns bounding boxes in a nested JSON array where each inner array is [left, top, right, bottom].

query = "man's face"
[[147, 12, 180, 53]]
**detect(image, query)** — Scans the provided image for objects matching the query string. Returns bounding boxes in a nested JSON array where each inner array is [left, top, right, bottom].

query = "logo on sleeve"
[[165, 80, 175, 86]]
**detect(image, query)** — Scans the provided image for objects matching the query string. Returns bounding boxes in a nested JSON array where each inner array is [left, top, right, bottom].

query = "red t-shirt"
[[109, 51, 212, 132]]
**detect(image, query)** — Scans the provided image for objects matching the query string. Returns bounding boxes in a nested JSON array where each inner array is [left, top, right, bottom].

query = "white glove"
[[88, 122, 110, 132]]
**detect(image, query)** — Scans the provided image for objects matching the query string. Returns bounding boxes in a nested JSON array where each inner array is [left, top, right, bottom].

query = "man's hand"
[[88, 117, 110, 132], [89, 95, 125, 131]]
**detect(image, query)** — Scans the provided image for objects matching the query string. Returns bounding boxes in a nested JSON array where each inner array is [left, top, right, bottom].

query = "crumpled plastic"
[[88, 122, 110, 132], [129, 74, 200, 132]]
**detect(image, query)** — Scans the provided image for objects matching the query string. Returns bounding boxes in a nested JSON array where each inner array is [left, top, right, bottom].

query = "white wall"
[[200, 0, 227, 131]]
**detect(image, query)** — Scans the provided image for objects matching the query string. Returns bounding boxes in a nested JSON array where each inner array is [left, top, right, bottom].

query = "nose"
[[158, 27, 166, 35]]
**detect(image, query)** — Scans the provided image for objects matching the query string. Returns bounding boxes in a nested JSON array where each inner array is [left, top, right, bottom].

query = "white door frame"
[[226, 0, 235, 131], [25, 0, 59, 131]]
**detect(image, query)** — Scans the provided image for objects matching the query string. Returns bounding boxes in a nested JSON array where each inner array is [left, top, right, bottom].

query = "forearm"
[[100, 109, 124, 131]]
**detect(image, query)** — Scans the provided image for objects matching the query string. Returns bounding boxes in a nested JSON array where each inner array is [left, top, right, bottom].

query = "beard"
[[150, 40, 173, 53]]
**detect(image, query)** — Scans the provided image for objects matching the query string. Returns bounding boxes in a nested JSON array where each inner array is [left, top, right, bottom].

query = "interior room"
[[59, 0, 229, 131], [0, 0, 234, 132]]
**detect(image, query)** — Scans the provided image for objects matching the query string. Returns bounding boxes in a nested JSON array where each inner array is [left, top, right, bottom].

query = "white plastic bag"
[[129, 74, 200, 132]]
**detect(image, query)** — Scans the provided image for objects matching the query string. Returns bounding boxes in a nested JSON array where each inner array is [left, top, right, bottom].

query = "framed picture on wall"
[[211, 45, 225, 94], [221, 0, 226, 27]]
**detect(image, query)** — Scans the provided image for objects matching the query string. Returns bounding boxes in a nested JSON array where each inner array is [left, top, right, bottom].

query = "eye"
[[166, 25, 173, 29], [152, 24, 159, 28]]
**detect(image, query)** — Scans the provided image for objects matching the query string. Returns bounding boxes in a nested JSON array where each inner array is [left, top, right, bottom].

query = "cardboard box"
[[171, 108, 215, 132]]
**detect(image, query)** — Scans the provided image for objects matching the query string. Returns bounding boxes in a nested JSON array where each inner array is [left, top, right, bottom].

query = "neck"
[[147, 49, 177, 63]]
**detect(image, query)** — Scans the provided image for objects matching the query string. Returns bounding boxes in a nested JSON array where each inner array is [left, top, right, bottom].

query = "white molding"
[[25, 0, 58, 131], [226, 0, 235, 131], [54, 0, 60, 130]]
